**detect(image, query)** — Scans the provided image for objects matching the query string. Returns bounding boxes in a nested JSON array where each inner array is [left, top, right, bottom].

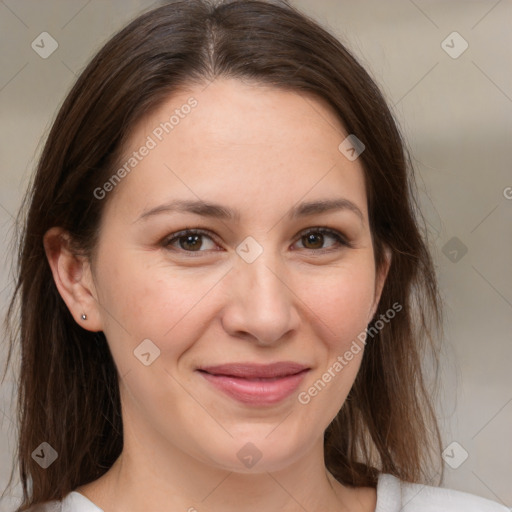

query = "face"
[[82, 78, 390, 473]]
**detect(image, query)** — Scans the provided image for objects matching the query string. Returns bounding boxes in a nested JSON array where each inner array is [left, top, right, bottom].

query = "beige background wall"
[[1, 1, 511, 510]]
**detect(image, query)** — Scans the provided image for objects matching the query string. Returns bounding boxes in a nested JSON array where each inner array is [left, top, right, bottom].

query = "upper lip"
[[197, 362, 309, 379]]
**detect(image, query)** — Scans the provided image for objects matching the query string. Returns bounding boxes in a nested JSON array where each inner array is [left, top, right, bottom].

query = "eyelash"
[[162, 226, 353, 256]]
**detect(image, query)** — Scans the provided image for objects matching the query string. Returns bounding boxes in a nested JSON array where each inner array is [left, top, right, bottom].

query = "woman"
[[2, 1, 508, 511]]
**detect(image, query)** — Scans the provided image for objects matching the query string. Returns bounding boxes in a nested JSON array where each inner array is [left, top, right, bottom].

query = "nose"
[[220, 248, 300, 346]]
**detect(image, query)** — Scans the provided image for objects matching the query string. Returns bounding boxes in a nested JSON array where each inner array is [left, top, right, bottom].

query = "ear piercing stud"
[[81, 314, 87, 320]]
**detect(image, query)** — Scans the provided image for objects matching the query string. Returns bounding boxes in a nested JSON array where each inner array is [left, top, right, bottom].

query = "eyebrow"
[[136, 197, 364, 224]]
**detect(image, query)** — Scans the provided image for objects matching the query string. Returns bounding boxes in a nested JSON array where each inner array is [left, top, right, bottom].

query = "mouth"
[[196, 362, 310, 405]]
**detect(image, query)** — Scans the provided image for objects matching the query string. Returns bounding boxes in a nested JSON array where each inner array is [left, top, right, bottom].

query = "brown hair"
[[2, 0, 444, 509]]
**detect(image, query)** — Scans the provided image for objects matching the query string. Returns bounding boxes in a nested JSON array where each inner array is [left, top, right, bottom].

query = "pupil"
[[182, 235, 201, 251], [305, 233, 323, 249]]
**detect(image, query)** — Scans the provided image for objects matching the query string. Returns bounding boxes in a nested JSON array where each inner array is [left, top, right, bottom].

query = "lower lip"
[[198, 370, 309, 405]]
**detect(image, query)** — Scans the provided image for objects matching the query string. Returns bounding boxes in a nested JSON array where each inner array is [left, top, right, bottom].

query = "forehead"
[[104, 78, 368, 224]]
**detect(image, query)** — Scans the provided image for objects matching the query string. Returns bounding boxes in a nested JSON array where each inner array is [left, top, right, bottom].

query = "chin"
[[194, 427, 312, 474]]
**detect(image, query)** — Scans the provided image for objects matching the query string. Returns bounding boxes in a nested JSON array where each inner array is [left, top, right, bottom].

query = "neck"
[[78, 429, 361, 512], [76, 384, 370, 512]]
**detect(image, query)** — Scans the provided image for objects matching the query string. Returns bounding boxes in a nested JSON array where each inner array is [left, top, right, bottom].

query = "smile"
[[197, 362, 310, 406]]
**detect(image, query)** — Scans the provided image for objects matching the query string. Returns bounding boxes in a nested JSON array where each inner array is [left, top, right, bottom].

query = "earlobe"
[[43, 227, 103, 332]]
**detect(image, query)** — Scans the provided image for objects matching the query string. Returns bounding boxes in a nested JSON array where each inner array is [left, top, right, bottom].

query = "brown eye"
[[164, 229, 217, 253], [294, 228, 351, 252], [177, 234, 203, 251], [302, 232, 325, 249]]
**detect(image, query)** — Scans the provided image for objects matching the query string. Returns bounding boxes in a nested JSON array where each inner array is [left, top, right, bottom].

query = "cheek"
[[303, 258, 376, 350], [94, 249, 221, 366], [295, 264, 374, 429]]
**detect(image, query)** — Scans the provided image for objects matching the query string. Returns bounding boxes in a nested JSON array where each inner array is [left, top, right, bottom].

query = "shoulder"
[[376, 473, 510, 512], [24, 491, 104, 512]]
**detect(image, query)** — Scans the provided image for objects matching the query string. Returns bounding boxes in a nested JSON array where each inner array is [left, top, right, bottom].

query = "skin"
[[44, 78, 391, 512]]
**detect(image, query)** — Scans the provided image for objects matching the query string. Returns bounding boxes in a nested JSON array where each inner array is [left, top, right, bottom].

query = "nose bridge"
[[243, 247, 286, 303], [236, 237, 288, 309], [222, 239, 298, 343]]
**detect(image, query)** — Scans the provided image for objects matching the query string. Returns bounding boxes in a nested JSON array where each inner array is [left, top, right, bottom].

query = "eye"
[[162, 226, 352, 256], [163, 228, 218, 254], [292, 227, 351, 252]]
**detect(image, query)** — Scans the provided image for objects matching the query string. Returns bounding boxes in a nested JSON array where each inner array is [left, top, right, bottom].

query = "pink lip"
[[197, 362, 310, 405]]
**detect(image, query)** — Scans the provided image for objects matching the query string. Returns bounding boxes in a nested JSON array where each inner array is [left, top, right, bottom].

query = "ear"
[[43, 227, 103, 332], [369, 244, 392, 321]]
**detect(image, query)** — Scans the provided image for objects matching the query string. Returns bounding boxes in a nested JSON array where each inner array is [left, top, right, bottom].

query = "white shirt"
[[26, 473, 509, 511]]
